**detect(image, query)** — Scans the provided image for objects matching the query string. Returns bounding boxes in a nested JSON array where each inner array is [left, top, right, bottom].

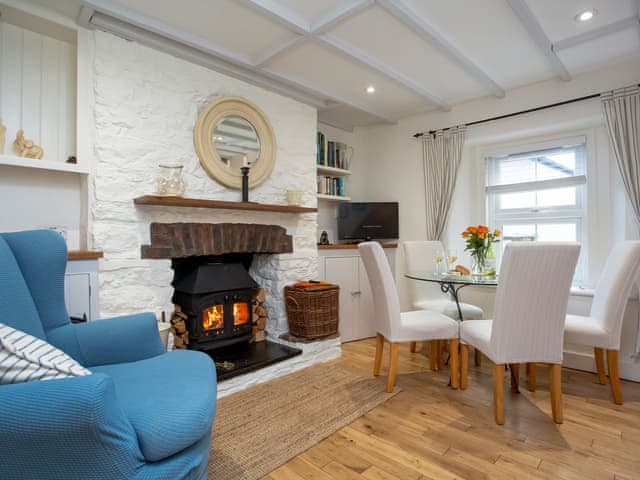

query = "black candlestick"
[[241, 166, 250, 202]]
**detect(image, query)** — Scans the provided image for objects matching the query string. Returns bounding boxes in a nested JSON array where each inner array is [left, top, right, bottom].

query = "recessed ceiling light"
[[575, 8, 596, 22], [365, 85, 376, 94]]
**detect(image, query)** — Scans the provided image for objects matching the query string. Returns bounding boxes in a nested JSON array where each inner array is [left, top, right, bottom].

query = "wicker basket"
[[285, 283, 339, 339]]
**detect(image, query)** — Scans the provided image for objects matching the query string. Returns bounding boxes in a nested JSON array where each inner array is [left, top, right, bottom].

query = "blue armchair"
[[0, 230, 217, 480]]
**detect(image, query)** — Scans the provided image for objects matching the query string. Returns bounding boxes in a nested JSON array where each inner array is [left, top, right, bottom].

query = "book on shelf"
[[316, 175, 346, 197], [316, 131, 350, 170], [316, 131, 326, 166]]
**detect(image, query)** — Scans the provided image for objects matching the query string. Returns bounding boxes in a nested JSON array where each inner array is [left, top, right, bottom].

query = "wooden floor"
[[262, 338, 640, 480]]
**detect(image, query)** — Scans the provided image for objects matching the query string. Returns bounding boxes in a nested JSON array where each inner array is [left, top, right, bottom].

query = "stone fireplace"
[[88, 30, 340, 396], [140, 222, 318, 379]]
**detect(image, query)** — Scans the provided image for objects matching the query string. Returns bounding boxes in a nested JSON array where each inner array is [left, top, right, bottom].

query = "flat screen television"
[[338, 202, 399, 241]]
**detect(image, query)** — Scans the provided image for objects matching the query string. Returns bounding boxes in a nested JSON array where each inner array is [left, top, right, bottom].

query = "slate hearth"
[[208, 340, 302, 381]]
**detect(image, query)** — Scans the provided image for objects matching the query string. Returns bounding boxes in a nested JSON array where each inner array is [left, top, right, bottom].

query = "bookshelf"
[[316, 131, 351, 201]]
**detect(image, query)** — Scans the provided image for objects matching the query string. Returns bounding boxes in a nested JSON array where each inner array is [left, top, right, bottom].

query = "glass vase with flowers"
[[461, 225, 501, 275]]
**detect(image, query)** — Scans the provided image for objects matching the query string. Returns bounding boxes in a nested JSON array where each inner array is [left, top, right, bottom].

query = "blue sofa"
[[0, 230, 217, 480]]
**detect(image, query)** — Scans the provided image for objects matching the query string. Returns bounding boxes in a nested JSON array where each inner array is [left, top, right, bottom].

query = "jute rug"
[[207, 362, 399, 480]]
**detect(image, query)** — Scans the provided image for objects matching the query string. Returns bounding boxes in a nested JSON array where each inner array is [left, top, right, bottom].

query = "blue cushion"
[[92, 349, 217, 462], [0, 236, 46, 339]]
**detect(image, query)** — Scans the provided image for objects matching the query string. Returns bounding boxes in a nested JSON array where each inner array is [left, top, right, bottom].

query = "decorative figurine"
[[0, 119, 6, 154], [13, 129, 44, 159], [319, 230, 330, 245]]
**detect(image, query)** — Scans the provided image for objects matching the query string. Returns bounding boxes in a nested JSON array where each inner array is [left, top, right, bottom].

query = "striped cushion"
[[0, 323, 91, 384]]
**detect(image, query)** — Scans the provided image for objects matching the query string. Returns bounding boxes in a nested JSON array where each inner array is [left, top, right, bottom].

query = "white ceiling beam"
[[376, 0, 505, 98], [262, 67, 397, 124], [506, 0, 571, 81], [235, 0, 309, 34], [553, 16, 640, 51], [79, 2, 328, 109], [318, 34, 451, 111], [311, 0, 375, 33], [82, 0, 254, 65], [254, 34, 308, 67]]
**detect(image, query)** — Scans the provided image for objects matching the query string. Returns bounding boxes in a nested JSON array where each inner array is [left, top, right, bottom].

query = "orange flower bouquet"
[[462, 225, 501, 275]]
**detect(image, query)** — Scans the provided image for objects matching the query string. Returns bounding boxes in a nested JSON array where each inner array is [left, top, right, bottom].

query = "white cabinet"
[[319, 247, 396, 342], [65, 259, 99, 321]]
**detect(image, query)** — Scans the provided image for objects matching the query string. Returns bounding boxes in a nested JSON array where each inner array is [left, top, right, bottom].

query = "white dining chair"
[[459, 242, 580, 425], [561, 241, 640, 405], [359, 241, 460, 393], [403, 241, 484, 367]]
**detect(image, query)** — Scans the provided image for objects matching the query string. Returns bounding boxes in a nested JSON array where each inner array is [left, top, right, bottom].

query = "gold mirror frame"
[[194, 96, 276, 189]]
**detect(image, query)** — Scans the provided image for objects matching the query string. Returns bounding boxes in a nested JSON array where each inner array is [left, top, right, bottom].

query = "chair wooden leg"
[[438, 340, 447, 369], [607, 349, 623, 405], [594, 347, 608, 385], [474, 349, 482, 366], [449, 339, 459, 389], [429, 340, 439, 370], [460, 344, 469, 390], [510, 363, 520, 392], [373, 333, 385, 377], [549, 364, 563, 423], [493, 364, 505, 425], [386, 343, 400, 393], [409, 341, 417, 353], [527, 363, 537, 392]]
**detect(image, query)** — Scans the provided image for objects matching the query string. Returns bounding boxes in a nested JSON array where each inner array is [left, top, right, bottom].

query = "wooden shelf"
[[0, 155, 88, 174], [318, 243, 397, 250], [68, 251, 104, 260], [134, 195, 317, 213], [317, 165, 351, 177], [317, 194, 351, 202]]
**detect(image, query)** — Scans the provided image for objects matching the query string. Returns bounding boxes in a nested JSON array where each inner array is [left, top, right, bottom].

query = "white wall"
[[352, 59, 640, 380], [0, 165, 82, 246], [88, 30, 319, 324]]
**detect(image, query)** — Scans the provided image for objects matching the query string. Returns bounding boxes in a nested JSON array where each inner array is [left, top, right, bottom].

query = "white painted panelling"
[[0, 20, 76, 162], [1, 22, 23, 151], [58, 40, 75, 162], [40, 36, 60, 161], [21, 28, 41, 141]]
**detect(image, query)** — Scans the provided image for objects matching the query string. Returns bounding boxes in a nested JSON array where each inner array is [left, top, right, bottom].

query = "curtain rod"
[[412, 88, 620, 139]]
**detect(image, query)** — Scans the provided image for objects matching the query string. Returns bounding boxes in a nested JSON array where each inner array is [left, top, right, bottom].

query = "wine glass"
[[447, 248, 458, 272], [433, 247, 444, 275]]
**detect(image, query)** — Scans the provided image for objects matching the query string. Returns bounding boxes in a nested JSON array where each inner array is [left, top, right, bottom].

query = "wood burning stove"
[[172, 261, 259, 351]]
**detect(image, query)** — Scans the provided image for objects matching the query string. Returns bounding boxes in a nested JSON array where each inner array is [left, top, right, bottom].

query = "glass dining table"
[[404, 271, 498, 321]]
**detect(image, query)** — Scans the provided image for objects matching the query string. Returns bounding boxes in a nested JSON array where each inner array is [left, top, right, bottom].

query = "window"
[[486, 136, 587, 281]]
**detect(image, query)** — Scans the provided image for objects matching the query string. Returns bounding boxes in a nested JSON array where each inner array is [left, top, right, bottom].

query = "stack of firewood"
[[170, 305, 189, 349], [252, 287, 267, 342]]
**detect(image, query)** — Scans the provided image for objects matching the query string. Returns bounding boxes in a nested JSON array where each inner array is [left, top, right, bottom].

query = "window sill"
[[570, 287, 595, 298]]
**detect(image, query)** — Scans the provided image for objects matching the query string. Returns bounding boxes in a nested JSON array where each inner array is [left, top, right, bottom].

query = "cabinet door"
[[64, 273, 92, 321], [357, 258, 376, 340], [324, 256, 359, 342]]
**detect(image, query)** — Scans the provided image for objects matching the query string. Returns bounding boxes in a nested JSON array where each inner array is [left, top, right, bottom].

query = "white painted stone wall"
[[88, 31, 340, 382]]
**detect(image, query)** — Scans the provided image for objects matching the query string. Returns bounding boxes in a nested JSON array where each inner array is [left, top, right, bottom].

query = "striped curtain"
[[421, 126, 466, 241], [601, 85, 640, 353]]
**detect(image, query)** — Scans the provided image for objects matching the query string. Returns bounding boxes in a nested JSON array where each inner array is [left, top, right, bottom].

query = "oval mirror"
[[194, 96, 276, 189]]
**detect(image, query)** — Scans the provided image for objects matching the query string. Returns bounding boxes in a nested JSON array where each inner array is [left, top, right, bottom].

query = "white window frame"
[[485, 135, 588, 284]]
